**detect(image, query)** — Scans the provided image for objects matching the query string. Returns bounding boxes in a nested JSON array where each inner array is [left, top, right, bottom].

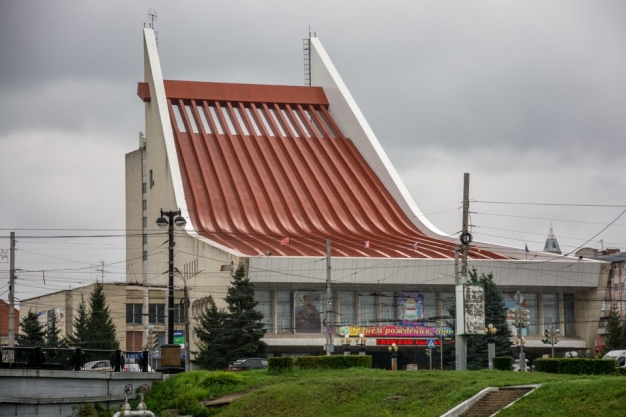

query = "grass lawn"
[[142, 369, 626, 417]]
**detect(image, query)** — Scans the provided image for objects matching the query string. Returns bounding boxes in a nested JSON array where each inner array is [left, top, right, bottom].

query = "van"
[[602, 350, 626, 367]]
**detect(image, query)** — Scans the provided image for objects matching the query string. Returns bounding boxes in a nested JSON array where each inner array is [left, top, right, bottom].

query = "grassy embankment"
[[143, 369, 626, 417]]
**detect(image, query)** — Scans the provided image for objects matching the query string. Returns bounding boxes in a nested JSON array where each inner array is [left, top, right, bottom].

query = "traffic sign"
[[427, 339, 435, 349], [514, 291, 525, 306]]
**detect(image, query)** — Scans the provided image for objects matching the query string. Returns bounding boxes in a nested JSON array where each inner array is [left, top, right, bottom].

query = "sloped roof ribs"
[[148, 79, 507, 260]]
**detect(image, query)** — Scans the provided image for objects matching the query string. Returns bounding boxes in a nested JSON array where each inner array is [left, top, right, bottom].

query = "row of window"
[[126, 303, 185, 325], [254, 290, 577, 336]]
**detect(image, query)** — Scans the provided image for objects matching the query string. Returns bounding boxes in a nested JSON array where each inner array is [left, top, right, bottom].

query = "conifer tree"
[[67, 295, 89, 348], [194, 264, 267, 369], [85, 283, 119, 350], [444, 268, 513, 369], [194, 298, 228, 370], [603, 304, 626, 353], [16, 310, 46, 363], [45, 309, 68, 363], [223, 264, 267, 360], [16, 310, 46, 347]]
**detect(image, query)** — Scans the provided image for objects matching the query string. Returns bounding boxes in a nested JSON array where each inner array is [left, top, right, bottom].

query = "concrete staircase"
[[459, 387, 533, 417]]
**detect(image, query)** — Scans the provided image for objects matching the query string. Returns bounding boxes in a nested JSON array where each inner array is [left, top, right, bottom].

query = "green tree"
[[444, 269, 514, 369], [45, 309, 69, 363], [16, 310, 46, 363], [603, 304, 626, 353], [195, 264, 267, 369], [16, 310, 46, 347], [85, 283, 119, 350], [223, 264, 267, 360], [67, 295, 89, 348], [194, 297, 228, 370]]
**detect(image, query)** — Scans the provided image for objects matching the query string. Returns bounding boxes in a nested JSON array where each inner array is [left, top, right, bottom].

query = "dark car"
[[227, 358, 268, 371]]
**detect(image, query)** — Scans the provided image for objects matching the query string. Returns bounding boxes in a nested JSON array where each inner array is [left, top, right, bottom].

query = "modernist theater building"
[[125, 29, 608, 366]]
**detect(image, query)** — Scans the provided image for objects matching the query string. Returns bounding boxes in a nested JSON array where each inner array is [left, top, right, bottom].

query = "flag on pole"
[[365, 240, 370, 249], [280, 237, 290, 245], [525, 244, 529, 253], [413, 242, 419, 250]]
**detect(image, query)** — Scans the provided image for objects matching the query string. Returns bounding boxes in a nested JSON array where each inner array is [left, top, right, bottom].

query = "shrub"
[[534, 358, 618, 375], [618, 367, 626, 376], [268, 357, 294, 374], [294, 355, 371, 370], [199, 371, 243, 387], [493, 356, 513, 371], [295, 356, 322, 369]]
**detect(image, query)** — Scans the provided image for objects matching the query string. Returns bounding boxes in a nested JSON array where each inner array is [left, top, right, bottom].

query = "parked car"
[[602, 350, 626, 367], [82, 360, 114, 371], [227, 358, 268, 371]]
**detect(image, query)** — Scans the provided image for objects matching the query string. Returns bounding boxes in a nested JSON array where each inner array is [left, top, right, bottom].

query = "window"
[[543, 294, 559, 329], [255, 290, 273, 332], [126, 303, 142, 324], [339, 292, 356, 326], [142, 182, 146, 193], [142, 250, 147, 261], [359, 294, 376, 326], [564, 294, 575, 336], [142, 234, 147, 244], [276, 291, 292, 333], [379, 293, 396, 325], [149, 169, 154, 188], [441, 292, 454, 319], [422, 293, 437, 323], [149, 304, 165, 324], [142, 200, 147, 210], [602, 299, 609, 311], [173, 304, 185, 324], [142, 217, 147, 228]]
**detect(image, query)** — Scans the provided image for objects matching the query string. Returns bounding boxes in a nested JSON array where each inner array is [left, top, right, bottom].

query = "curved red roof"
[[160, 80, 507, 260]]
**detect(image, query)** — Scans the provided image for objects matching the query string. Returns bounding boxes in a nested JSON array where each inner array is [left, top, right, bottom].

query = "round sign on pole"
[[327, 326, 334, 335]]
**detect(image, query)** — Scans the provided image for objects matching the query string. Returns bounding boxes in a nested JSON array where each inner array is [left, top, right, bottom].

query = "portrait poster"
[[294, 291, 322, 334], [398, 292, 424, 325]]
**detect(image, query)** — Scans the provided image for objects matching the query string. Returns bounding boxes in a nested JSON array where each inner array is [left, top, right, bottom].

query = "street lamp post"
[[388, 343, 399, 371], [484, 323, 497, 370], [156, 209, 186, 372], [341, 334, 352, 356], [356, 333, 367, 356]]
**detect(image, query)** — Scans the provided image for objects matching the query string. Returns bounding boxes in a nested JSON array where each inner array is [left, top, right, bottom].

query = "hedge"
[[268, 357, 294, 374], [493, 356, 513, 371], [269, 355, 372, 373], [534, 358, 618, 375]]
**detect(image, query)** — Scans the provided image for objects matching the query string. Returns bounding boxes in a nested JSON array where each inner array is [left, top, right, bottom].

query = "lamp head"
[[156, 216, 168, 229], [174, 215, 187, 229]]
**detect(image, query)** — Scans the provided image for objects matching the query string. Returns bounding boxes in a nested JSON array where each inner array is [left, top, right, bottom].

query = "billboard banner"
[[337, 325, 453, 338], [294, 291, 322, 334], [173, 330, 185, 346], [397, 292, 424, 325], [456, 284, 485, 335]]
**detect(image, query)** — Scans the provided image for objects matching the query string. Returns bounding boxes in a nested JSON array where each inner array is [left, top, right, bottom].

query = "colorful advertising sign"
[[398, 292, 424, 325], [173, 330, 185, 345], [337, 325, 453, 338], [376, 339, 448, 346]]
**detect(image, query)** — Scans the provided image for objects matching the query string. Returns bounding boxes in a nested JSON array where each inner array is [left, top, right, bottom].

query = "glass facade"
[[379, 293, 396, 325], [522, 293, 539, 335], [149, 303, 165, 325], [339, 292, 356, 326], [564, 294, 575, 335], [543, 294, 559, 329], [276, 291, 292, 333], [255, 290, 273, 331], [359, 294, 376, 326]]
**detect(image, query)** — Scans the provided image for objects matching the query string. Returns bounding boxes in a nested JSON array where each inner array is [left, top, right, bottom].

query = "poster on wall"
[[56, 308, 65, 330], [38, 311, 47, 326], [294, 291, 322, 334], [398, 292, 424, 325], [503, 293, 527, 336]]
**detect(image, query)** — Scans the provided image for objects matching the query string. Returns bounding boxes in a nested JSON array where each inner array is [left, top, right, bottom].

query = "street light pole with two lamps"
[[156, 209, 186, 372], [484, 323, 497, 370]]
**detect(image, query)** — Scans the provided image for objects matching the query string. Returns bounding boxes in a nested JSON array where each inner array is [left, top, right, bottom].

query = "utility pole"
[[183, 285, 191, 372], [8, 232, 16, 361], [325, 239, 332, 356], [456, 173, 470, 371]]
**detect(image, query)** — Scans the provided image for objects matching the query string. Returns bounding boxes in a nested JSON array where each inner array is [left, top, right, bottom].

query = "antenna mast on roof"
[[148, 9, 158, 49], [303, 26, 311, 86]]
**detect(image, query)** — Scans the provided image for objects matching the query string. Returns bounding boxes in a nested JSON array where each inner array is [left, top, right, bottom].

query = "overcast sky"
[[1, 1, 625, 303]]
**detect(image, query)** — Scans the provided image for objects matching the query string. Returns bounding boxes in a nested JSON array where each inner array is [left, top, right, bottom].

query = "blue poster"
[[398, 292, 424, 325]]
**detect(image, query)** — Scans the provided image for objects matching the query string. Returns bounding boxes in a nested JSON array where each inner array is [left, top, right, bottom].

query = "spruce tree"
[[223, 264, 267, 361], [444, 268, 514, 369], [45, 309, 68, 363], [16, 310, 46, 347], [16, 310, 46, 363], [194, 298, 228, 370], [67, 295, 89, 348], [85, 283, 119, 350], [603, 304, 626, 353]]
